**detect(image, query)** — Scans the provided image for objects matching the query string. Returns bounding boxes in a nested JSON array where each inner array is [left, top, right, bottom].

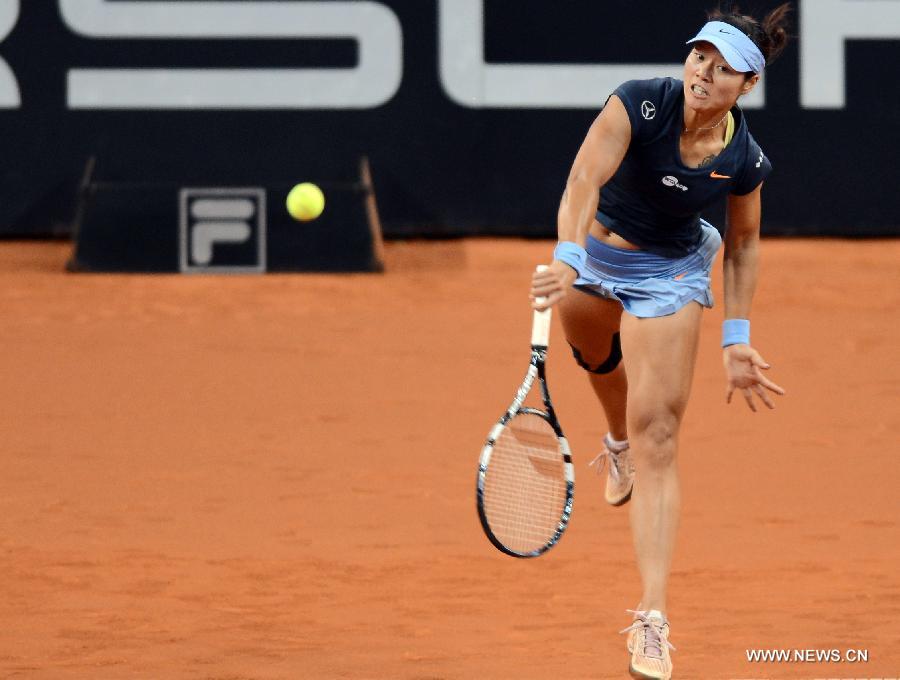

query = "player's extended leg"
[[618, 301, 703, 677], [558, 289, 627, 439]]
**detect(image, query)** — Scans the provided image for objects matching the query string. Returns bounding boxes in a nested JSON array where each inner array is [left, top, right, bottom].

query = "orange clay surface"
[[0, 238, 898, 680]]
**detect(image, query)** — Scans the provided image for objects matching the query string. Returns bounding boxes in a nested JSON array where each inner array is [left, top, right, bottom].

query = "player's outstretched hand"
[[723, 344, 786, 411], [530, 260, 578, 310]]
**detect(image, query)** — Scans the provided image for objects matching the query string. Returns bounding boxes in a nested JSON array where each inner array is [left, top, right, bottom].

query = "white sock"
[[646, 609, 665, 621], [606, 433, 629, 452]]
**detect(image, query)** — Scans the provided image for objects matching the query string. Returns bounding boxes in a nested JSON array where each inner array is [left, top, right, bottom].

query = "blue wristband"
[[553, 241, 587, 278], [722, 319, 750, 347]]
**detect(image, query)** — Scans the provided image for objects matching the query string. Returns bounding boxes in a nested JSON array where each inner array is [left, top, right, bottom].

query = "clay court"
[[0, 237, 897, 679]]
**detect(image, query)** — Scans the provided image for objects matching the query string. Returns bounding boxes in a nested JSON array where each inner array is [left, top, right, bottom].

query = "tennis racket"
[[476, 265, 575, 558]]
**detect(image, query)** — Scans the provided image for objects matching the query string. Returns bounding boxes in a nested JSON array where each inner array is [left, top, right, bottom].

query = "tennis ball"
[[286, 182, 325, 221]]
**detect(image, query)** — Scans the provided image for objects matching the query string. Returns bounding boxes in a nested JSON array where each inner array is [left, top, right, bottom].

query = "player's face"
[[683, 42, 759, 111]]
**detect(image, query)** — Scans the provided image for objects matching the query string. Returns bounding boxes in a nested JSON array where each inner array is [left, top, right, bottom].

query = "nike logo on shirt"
[[710, 170, 732, 179]]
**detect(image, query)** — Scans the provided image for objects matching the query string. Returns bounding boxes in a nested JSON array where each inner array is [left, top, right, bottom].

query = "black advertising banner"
[[1, 1, 898, 238]]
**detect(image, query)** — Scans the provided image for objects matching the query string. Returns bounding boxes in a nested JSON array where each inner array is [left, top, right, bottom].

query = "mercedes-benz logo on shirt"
[[641, 100, 656, 120]]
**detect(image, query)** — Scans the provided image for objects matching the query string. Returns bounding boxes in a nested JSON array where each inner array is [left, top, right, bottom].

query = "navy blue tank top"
[[598, 78, 771, 257]]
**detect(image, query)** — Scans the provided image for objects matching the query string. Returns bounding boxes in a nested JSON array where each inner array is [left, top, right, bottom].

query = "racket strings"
[[483, 412, 567, 554]]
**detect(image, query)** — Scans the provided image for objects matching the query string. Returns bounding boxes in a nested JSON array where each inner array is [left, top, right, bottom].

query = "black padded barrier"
[[1, 1, 898, 241]]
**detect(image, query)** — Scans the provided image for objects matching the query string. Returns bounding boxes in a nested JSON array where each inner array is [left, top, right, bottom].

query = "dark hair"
[[708, 3, 792, 68]]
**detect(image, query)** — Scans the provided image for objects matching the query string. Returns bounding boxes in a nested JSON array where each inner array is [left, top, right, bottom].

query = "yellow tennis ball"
[[286, 182, 325, 221]]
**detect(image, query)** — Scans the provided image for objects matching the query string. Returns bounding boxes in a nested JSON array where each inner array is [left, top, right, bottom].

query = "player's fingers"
[[750, 352, 771, 370], [529, 282, 560, 300], [753, 369, 786, 395], [530, 272, 556, 291], [754, 384, 775, 409], [742, 388, 757, 412], [531, 290, 564, 311], [531, 296, 551, 311], [550, 289, 567, 305], [761, 378, 786, 395], [533, 270, 565, 287], [529, 277, 551, 293]]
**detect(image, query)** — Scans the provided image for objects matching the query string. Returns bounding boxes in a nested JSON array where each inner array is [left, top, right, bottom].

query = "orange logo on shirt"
[[673, 273, 687, 281], [710, 170, 732, 179]]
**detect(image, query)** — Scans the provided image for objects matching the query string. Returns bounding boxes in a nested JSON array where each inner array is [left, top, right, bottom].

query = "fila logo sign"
[[179, 188, 266, 273], [0, 0, 895, 110]]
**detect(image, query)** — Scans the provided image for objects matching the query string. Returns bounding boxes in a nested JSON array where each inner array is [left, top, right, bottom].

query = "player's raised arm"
[[530, 97, 631, 310]]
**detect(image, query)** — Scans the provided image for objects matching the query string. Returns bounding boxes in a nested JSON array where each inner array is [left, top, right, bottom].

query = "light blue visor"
[[686, 21, 765, 74]]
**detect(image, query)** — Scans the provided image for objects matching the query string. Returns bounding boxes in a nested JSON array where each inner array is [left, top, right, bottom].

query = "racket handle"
[[531, 264, 552, 347]]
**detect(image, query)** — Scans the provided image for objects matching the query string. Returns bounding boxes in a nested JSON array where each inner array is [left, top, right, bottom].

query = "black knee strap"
[[569, 332, 623, 374]]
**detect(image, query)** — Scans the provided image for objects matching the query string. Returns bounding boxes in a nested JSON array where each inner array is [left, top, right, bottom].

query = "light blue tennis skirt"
[[574, 220, 723, 318]]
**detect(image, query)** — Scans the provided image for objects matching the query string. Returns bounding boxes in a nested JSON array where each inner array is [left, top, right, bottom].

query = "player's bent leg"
[[558, 289, 633, 504], [558, 288, 626, 436], [618, 301, 702, 672]]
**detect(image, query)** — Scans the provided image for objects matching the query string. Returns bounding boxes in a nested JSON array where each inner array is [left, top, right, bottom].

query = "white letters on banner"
[[800, 0, 900, 108], [0, 1, 894, 109], [438, 0, 766, 109], [0, 0, 19, 107], [60, 0, 403, 109]]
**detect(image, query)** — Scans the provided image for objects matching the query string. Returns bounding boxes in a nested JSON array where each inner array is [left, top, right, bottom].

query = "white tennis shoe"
[[588, 434, 633, 506], [620, 609, 675, 680]]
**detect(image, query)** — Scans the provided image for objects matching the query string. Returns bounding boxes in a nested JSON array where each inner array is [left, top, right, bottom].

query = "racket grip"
[[531, 264, 552, 347]]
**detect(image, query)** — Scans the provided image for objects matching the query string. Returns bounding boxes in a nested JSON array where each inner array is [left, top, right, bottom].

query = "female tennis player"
[[530, 5, 791, 678]]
